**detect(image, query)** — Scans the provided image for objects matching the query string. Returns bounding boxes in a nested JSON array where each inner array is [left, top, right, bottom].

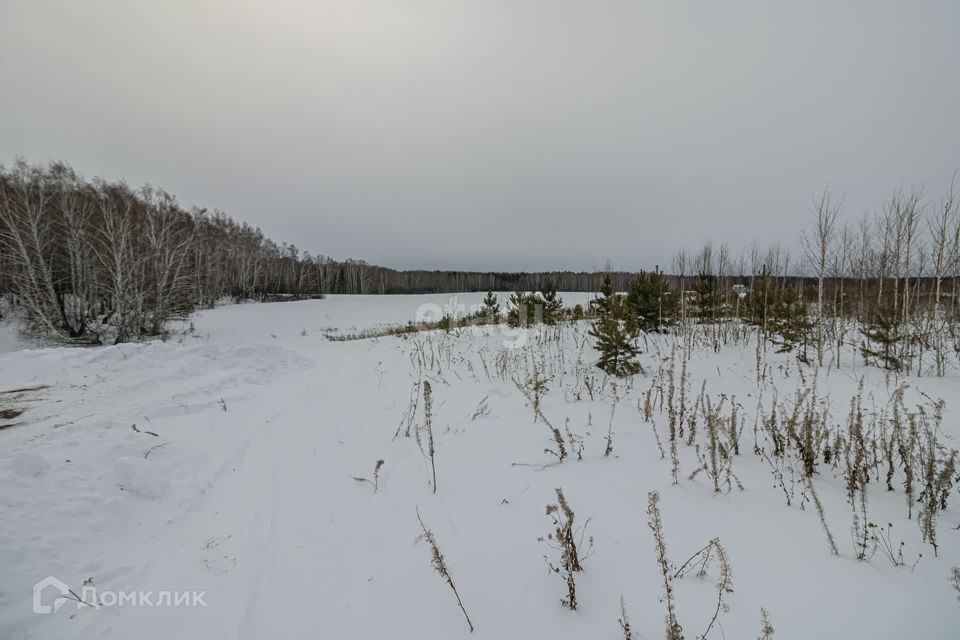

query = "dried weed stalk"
[[647, 491, 683, 640], [543, 488, 594, 610], [416, 509, 474, 632], [352, 459, 385, 493]]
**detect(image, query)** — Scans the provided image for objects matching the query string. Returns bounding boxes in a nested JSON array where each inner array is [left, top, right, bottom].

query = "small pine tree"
[[768, 287, 814, 363], [507, 290, 539, 327], [591, 274, 617, 318], [437, 314, 456, 332], [542, 281, 564, 325], [481, 290, 500, 321], [506, 290, 525, 326], [626, 271, 675, 333], [746, 275, 814, 363], [589, 298, 642, 377], [860, 305, 902, 370], [694, 271, 722, 323], [745, 267, 776, 329]]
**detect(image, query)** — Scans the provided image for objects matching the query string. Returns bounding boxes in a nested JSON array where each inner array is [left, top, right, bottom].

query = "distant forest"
[[0, 160, 655, 343], [2, 160, 958, 346]]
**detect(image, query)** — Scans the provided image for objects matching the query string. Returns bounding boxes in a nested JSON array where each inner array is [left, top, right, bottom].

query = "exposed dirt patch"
[[0, 386, 46, 431], [0, 384, 49, 396], [0, 408, 24, 420]]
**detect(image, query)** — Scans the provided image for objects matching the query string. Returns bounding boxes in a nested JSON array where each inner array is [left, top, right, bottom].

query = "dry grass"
[[389, 320, 960, 629]]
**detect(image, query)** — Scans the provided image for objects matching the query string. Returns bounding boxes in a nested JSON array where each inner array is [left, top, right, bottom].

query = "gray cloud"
[[2, 0, 958, 271]]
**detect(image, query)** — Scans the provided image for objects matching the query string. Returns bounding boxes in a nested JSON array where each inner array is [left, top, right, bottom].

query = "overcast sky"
[[2, 1, 958, 271]]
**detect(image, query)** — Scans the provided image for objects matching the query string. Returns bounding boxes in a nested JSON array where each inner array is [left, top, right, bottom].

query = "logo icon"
[[33, 576, 70, 615]]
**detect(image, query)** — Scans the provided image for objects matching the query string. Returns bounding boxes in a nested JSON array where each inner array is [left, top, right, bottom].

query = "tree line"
[[0, 160, 653, 344], [2, 159, 958, 359], [435, 183, 960, 378], [0, 160, 343, 343], [578, 184, 960, 376]]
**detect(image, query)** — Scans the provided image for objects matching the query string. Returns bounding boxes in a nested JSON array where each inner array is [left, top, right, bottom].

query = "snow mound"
[[113, 457, 169, 499], [11, 452, 50, 477]]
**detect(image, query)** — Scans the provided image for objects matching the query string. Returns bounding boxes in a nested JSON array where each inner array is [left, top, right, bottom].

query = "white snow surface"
[[0, 294, 958, 639]]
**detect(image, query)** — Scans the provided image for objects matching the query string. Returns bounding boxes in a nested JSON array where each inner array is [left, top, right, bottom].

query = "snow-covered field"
[[1, 294, 958, 639]]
